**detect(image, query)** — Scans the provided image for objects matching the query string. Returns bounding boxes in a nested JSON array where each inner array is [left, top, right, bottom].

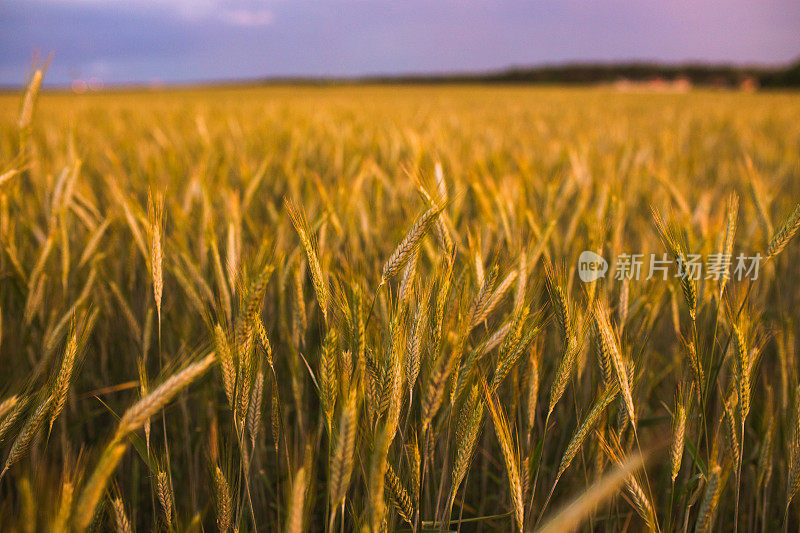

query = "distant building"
[[674, 76, 692, 92], [613, 76, 692, 92], [739, 76, 759, 92]]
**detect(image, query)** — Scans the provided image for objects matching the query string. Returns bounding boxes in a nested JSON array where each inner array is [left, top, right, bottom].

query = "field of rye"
[[1, 71, 800, 532]]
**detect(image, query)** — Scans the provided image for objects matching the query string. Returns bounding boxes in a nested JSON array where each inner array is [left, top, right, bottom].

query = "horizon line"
[[2, 57, 797, 92]]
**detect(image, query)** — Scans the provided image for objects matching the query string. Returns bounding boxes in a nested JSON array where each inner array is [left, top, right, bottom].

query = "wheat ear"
[[670, 393, 687, 482], [787, 385, 800, 511], [72, 356, 214, 530], [111, 496, 131, 533], [379, 205, 442, 287], [329, 388, 357, 515], [148, 190, 164, 328], [0, 396, 19, 425], [766, 203, 800, 261], [115, 354, 215, 440], [450, 385, 484, 506], [49, 321, 78, 433], [157, 469, 173, 526], [542, 384, 619, 515], [285, 197, 328, 321], [485, 385, 524, 532], [386, 462, 414, 526], [214, 466, 232, 532], [593, 300, 636, 427], [695, 465, 725, 533], [1, 394, 52, 477], [719, 192, 738, 298]]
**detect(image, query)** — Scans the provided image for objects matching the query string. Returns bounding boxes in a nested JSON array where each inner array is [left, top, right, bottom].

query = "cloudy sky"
[[1, 0, 799, 86]]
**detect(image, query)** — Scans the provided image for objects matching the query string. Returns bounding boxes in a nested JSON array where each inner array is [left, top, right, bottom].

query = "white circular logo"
[[578, 251, 608, 282]]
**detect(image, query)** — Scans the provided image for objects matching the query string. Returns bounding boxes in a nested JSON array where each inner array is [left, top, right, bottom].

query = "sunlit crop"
[[1, 73, 799, 531]]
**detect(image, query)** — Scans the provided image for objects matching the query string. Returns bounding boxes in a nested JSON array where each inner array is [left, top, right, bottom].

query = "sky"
[[1, 0, 799, 86]]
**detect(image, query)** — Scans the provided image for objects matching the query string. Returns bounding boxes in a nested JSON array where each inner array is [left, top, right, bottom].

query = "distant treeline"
[[356, 59, 800, 88]]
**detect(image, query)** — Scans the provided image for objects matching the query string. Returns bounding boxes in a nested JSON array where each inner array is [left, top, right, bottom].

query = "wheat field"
[[1, 75, 800, 532]]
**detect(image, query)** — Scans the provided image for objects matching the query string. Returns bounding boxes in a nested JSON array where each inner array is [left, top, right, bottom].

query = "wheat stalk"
[[51, 479, 74, 533], [757, 401, 775, 496], [285, 465, 307, 533], [542, 384, 619, 515], [73, 443, 127, 530], [670, 392, 687, 482], [247, 370, 264, 448], [593, 300, 636, 427], [695, 465, 725, 533], [328, 388, 357, 514], [652, 208, 697, 319], [766, 203, 800, 261], [787, 385, 800, 511], [379, 205, 442, 287], [538, 450, 646, 533], [285, 197, 328, 321], [0, 396, 19, 424], [450, 385, 484, 506], [485, 386, 524, 532], [115, 354, 215, 440], [73, 355, 214, 530], [319, 327, 339, 431], [49, 321, 78, 433], [386, 462, 414, 526], [406, 279, 432, 396], [732, 320, 751, 423], [1, 394, 52, 477], [719, 192, 738, 298], [214, 324, 236, 409], [18, 68, 43, 150], [0, 396, 28, 445], [545, 261, 578, 418], [148, 190, 164, 327], [742, 157, 772, 238]]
